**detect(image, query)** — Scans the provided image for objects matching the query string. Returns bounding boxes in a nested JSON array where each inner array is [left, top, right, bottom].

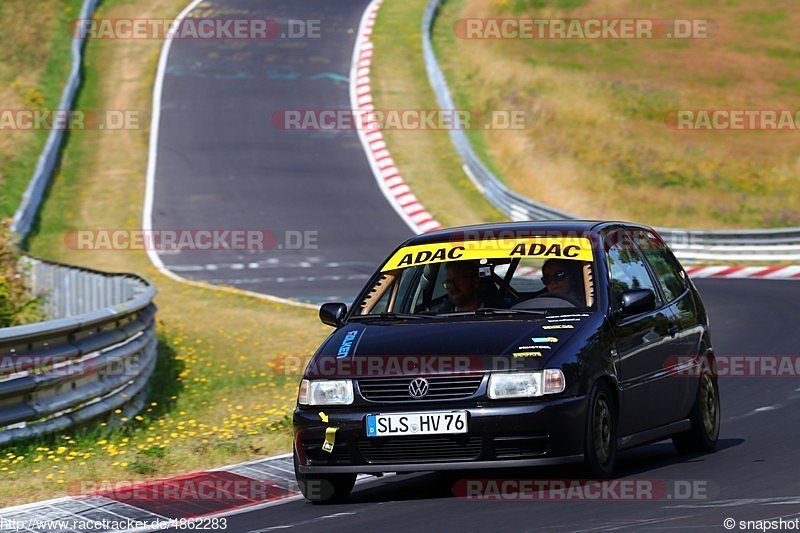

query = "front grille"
[[358, 435, 482, 464], [357, 375, 484, 402]]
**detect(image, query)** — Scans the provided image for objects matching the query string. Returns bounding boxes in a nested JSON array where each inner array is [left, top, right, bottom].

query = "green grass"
[[0, 0, 85, 219]]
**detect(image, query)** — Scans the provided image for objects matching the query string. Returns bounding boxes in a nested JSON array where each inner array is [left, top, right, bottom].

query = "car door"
[[631, 228, 701, 423], [606, 231, 677, 436]]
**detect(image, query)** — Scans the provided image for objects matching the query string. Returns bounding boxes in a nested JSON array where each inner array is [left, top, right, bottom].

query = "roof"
[[402, 220, 651, 246]]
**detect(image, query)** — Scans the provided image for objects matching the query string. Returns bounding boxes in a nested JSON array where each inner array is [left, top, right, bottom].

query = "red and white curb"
[[0, 455, 302, 532], [350, 0, 442, 235], [0, 454, 378, 532], [683, 265, 800, 280]]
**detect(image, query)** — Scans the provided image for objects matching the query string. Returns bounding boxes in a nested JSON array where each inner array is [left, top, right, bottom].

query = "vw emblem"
[[408, 378, 429, 399]]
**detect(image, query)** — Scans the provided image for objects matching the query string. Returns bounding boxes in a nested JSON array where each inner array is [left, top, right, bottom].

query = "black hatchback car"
[[293, 221, 720, 502]]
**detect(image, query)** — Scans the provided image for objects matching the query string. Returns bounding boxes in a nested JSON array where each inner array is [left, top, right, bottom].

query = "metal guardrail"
[[0, 259, 157, 444], [422, 0, 800, 261], [11, 0, 100, 239]]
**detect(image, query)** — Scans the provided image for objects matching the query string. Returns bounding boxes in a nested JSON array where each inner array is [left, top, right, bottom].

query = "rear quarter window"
[[631, 230, 686, 302]]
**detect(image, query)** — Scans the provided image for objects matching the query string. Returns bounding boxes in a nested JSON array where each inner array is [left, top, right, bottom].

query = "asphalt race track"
[[151, 0, 412, 303], [150, 1, 800, 531], [181, 279, 800, 532]]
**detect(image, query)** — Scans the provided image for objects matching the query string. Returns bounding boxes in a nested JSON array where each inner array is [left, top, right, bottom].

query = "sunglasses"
[[541, 271, 568, 284]]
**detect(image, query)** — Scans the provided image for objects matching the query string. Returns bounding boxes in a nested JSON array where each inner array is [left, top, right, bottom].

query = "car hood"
[[306, 313, 593, 378]]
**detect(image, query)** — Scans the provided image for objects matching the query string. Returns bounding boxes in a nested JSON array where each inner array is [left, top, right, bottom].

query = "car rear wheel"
[[294, 451, 356, 504], [584, 382, 617, 477], [673, 372, 720, 454]]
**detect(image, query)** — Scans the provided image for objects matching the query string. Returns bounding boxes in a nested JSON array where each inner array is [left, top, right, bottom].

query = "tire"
[[294, 451, 356, 504], [584, 382, 617, 477], [672, 371, 720, 454]]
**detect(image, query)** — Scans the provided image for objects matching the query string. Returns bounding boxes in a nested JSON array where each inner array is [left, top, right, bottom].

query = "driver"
[[541, 259, 583, 304], [443, 260, 482, 312]]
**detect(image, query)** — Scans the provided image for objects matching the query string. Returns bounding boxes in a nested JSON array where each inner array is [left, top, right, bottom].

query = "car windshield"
[[353, 236, 597, 317]]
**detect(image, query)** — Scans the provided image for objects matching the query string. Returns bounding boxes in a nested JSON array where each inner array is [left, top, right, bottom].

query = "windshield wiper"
[[352, 312, 434, 321], [438, 307, 548, 317]]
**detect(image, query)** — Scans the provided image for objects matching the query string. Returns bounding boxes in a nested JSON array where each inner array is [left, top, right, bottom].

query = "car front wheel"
[[294, 451, 356, 504], [584, 382, 617, 477]]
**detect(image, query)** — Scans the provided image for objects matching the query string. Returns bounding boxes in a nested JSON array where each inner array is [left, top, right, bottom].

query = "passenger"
[[541, 259, 583, 304], [442, 261, 482, 312]]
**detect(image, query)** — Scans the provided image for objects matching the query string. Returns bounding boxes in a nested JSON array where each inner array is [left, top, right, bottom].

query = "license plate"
[[366, 411, 468, 437]]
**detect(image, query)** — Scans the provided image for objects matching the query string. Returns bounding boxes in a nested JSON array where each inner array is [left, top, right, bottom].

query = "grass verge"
[[0, 0, 85, 218], [371, 0, 504, 227], [432, 0, 800, 229], [1, 0, 330, 506]]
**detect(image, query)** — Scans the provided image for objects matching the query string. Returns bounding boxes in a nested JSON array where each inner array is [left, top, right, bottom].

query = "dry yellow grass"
[[435, 0, 800, 228]]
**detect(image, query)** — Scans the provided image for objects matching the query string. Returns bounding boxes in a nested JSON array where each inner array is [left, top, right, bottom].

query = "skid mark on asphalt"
[[571, 514, 695, 532], [246, 511, 360, 532]]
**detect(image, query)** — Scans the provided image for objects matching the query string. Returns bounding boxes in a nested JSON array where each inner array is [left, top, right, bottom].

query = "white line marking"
[[141, 0, 316, 310]]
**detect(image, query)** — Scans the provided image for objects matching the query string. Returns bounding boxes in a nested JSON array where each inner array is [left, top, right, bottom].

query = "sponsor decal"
[[546, 317, 584, 322], [337, 330, 361, 358], [513, 351, 543, 358], [543, 324, 574, 330], [381, 237, 593, 271], [518, 345, 552, 350], [531, 337, 559, 343]]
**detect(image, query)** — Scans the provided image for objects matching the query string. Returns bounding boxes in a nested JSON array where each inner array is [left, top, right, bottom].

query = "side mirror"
[[319, 302, 347, 328], [619, 289, 656, 317]]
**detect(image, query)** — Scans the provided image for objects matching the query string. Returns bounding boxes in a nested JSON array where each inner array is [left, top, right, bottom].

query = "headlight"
[[298, 379, 354, 406], [488, 370, 565, 399]]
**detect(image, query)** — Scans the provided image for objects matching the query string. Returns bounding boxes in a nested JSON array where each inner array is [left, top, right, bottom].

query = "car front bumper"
[[293, 394, 587, 474]]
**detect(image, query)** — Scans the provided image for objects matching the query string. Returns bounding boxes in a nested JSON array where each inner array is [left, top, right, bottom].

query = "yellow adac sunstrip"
[[381, 237, 594, 272]]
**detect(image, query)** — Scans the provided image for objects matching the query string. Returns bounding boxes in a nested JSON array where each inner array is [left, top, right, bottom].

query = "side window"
[[607, 237, 657, 307], [631, 230, 686, 302]]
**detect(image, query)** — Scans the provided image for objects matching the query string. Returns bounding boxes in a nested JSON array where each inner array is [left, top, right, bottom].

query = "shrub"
[[0, 218, 45, 327]]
